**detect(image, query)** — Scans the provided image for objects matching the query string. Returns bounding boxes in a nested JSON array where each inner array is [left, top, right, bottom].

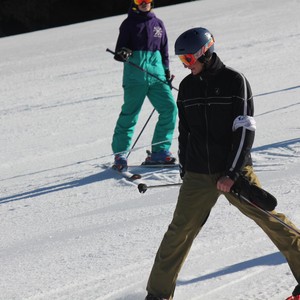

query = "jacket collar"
[[200, 53, 225, 80]]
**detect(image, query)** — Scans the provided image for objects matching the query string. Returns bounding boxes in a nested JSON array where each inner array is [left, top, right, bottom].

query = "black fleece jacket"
[[177, 53, 255, 181]]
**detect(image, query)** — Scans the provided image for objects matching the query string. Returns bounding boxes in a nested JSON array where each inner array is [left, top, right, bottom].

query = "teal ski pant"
[[111, 81, 177, 154], [146, 167, 300, 299]]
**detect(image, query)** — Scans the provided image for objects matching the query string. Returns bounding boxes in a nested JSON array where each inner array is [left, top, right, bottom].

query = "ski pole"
[[126, 108, 155, 159], [106, 48, 179, 91], [138, 182, 182, 193], [138, 182, 300, 236], [231, 191, 300, 236]]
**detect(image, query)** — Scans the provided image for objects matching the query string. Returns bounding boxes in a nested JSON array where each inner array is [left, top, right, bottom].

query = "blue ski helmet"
[[175, 27, 215, 64]]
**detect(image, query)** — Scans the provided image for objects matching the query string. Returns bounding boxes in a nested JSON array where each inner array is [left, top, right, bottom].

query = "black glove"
[[165, 69, 174, 87], [114, 47, 132, 62], [165, 69, 171, 81]]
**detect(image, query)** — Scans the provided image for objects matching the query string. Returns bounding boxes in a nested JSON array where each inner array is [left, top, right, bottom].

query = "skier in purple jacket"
[[111, 0, 177, 170]]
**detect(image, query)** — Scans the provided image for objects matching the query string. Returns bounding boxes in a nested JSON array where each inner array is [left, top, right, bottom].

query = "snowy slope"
[[1, 0, 300, 299]]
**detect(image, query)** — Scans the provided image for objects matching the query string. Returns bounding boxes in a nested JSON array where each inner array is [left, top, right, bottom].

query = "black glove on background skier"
[[114, 47, 132, 62]]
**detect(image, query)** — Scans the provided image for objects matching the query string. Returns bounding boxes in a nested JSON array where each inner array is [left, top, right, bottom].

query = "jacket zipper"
[[203, 80, 211, 174]]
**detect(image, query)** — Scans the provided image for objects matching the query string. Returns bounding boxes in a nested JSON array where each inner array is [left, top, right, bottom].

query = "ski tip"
[[130, 174, 142, 180], [138, 183, 148, 194]]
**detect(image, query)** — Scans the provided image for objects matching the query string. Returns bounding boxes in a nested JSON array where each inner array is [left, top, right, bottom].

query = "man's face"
[[186, 60, 204, 76], [178, 53, 205, 75]]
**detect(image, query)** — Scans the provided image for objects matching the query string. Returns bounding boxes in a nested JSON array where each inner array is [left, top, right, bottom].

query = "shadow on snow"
[[1, 138, 299, 205], [252, 137, 300, 153], [1, 137, 299, 205], [0, 168, 118, 204], [177, 252, 286, 286]]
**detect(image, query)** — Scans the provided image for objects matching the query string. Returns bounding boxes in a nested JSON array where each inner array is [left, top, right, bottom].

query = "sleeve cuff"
[[226, 170, 240, 182]]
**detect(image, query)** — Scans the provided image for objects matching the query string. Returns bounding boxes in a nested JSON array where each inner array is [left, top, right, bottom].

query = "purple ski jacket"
[[114, 6, 170, 72]]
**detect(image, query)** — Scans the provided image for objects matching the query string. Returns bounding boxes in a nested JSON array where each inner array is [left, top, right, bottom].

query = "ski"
[[131, 163, 179, 168], [100, 162, 177, 182], [111, 165, 142, 181], [118, 170, 142, 181], [100, 163, 142, 181]]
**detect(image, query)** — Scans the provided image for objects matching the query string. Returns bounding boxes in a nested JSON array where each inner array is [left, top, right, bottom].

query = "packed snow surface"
[[1, 0, 300, 299]]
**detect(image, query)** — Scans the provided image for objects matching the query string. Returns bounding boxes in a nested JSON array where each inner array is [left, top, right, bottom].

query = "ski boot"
[[145, 293, 168, 300], [113, 154, 128, 171], [143, 150, 176, 165], [286, 284, 300, 300]]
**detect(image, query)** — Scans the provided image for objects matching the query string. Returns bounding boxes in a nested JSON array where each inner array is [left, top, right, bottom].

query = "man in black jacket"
[[145, 27, 300, 300]]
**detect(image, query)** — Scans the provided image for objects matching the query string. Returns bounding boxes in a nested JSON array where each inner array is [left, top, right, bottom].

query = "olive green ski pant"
[[146, 167, 300, 299]]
